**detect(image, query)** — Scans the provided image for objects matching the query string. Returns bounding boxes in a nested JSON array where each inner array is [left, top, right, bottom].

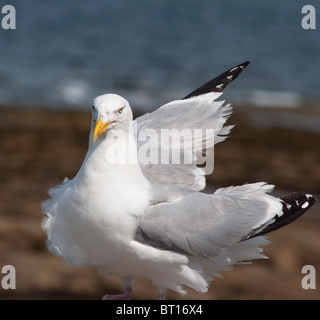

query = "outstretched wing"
[[135, 183, 316, 258], [135, 92, 232, 190], [183, 61, 250, 99], [134, 61, 249, 191]]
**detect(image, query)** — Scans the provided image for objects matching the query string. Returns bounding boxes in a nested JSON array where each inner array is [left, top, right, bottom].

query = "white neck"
[[77, 122, 146, 184]]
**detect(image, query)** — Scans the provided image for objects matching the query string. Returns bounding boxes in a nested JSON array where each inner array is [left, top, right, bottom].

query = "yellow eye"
[[117, 107, 124, 114]]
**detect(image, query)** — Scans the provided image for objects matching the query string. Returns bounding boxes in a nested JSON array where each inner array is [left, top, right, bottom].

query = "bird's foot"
[[157, 293, 166, 300], [102, 287, 133, 300], [157, 288, 166, 300]]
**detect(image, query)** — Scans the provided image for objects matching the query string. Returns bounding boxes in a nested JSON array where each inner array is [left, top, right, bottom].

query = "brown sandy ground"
[[0, 104, 319, 300]]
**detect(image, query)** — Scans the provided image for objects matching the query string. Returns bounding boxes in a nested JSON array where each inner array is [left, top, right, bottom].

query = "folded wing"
[[135, 183, 288, 257]]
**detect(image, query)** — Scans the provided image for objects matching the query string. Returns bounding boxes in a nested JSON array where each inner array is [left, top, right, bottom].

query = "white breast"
[[42, 130, 151, 269]]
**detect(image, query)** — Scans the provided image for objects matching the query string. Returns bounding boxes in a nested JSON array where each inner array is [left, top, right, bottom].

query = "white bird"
[[42, 62, 316, 300]]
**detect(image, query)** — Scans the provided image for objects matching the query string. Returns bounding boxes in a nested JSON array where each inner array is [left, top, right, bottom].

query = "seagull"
[[42, 61, 316, 300]]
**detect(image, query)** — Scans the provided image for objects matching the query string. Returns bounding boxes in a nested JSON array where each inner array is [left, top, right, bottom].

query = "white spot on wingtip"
[[230, 67, 238, 72], [301, 202, 309, 209], [306, 194, 313, 199], [227, 75, 233, 80], [216, 84, 224, 89]]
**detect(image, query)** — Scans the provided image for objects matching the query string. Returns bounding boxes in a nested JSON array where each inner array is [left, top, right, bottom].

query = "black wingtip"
[[183, 60, 251, 100], [242, 192, 316, 241]]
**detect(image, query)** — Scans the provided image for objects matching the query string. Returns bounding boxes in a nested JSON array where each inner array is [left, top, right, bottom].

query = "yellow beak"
[[93, 118, 112, 143]]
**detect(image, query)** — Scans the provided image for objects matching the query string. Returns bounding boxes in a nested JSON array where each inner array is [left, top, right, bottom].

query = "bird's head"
[[91, 94, 132, 143]]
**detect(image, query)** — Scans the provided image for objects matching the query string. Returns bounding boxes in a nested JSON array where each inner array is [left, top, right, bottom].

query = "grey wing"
[[135, 183, 284, 257], [134, 92, 233, 191], [134, 61, 250, 191]]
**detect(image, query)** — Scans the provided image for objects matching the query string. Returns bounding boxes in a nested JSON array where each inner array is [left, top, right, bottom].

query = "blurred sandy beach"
[[0, 103, 319, 300]]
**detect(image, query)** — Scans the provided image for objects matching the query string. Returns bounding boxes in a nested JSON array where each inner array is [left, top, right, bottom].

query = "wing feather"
[[135, 183, 284, 257]]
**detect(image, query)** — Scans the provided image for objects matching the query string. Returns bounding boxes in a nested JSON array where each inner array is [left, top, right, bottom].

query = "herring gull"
[[42, 61, 316, 300]]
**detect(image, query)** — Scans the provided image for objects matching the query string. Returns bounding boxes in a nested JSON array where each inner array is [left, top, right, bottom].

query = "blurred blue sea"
[[0, 0, 319, 111]]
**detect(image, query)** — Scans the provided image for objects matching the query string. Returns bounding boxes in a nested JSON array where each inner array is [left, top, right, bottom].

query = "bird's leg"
[[102, 277, 133, 300], [157, 288, 166, 300], [102, 287, 133, 300]]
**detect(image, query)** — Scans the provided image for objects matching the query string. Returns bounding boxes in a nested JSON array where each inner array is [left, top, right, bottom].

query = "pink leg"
[[157, 288, 166, 300], [102, 287, 133, 300], [102, 277, 133, 300]]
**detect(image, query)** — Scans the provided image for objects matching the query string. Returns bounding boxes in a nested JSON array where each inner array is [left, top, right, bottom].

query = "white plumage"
[[136, 92, 233, 190], [42, 87, 315, 299]]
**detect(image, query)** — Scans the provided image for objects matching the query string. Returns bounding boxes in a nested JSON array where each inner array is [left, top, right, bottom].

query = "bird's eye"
[[92, 105, 96, 112], [117, 107, 125, 114]]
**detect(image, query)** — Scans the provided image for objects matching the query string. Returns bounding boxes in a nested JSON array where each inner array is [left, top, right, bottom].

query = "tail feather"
[[241, 192, 316, 241]]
